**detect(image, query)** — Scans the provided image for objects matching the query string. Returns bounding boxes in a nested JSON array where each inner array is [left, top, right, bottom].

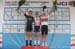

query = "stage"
[[21, 46, 49, 49]]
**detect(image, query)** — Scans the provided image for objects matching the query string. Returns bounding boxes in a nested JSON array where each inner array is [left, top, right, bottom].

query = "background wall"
[[0, 0, 75, 33], [0, 0, 75, 49]]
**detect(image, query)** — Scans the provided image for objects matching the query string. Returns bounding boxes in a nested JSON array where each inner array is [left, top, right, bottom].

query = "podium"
[[21, 46, 49, 49]]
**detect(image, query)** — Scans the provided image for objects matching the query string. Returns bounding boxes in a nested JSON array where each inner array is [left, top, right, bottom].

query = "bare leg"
[[42, 34, 45, 46], [34, 32, 37, 45], [45, 35, 48, 46], [37, 32, 40, 45], [26, 32, 29, 46], [29, 32, 32, 46]]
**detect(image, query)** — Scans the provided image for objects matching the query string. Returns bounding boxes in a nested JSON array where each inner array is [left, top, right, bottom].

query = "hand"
[[20, 8, 25, 14]]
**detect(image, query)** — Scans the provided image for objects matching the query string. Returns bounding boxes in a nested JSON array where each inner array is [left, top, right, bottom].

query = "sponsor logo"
[[58, 1, 75, 7]]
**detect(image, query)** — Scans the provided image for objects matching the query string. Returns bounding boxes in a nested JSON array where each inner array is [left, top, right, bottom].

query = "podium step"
[[21, 46, 49, 49]]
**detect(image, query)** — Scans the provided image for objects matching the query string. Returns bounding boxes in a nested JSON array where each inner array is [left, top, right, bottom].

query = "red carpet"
[[21, 46, 49, 49]]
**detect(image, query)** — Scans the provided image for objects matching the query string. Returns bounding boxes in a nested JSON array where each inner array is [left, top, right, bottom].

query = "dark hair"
[[42, 5, 47, 11]]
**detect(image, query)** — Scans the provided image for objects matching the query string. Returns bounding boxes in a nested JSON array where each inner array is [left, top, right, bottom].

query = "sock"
[[26, 40, 28, 46], [38, 40, 40, 45], [34, 40, 36, 45], [45, 42, 48, 46], [30, 40, 32, 46]]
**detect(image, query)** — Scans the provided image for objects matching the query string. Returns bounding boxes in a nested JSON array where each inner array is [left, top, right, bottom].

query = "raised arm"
[[20, 9, 28, 17], [20, 9, 25, 14]]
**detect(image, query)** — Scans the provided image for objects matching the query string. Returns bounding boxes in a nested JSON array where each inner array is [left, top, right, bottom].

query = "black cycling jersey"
[[24, 13, 34, 25]]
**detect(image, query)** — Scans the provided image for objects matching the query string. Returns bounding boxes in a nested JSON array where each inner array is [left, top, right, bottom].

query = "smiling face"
[[42, 12, 46, 16], [35, 11, 39, 17], [28, 11, 32, 16]]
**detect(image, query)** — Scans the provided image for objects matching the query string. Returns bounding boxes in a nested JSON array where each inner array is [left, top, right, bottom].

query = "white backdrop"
[[0, 0, 75, 34]]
